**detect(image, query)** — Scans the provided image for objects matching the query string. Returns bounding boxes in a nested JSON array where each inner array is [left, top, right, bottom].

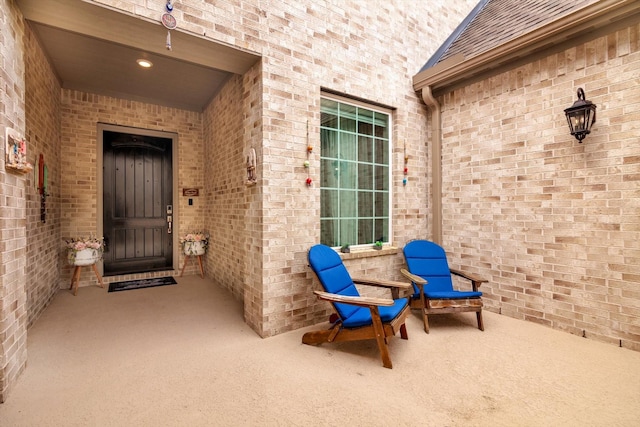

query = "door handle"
[[167, 215, 172, 234]]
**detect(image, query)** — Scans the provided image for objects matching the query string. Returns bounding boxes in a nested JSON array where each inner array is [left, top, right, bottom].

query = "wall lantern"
[[564, 88, 596, 143]]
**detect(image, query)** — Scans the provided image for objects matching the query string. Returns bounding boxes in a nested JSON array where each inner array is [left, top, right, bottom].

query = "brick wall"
[[203, 74, 248, 301], [244, 0, 474, 336], [0, 0, 28, 403], [241, 65, 266, 333], [60, 91, 203, 286], [86, 0, 477, 337], [203, 65, 266, 332], [439, 22, 640, 350], [24, 22, 62, 327], [204, 69, 262, 310]]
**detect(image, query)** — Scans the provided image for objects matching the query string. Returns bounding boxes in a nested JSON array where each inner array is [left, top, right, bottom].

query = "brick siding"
[[24, 20, 62, 327], [439, 22, 640, 350], [0, 0, 28, 402]]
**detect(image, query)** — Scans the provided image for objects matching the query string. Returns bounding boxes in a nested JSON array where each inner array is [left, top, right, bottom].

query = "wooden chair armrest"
[[450, 268, 486, 283], [351, 277, 413, 290], [450, 268, 487, 291], [313, 290, 394, 307], [400, 269, 427, 286]]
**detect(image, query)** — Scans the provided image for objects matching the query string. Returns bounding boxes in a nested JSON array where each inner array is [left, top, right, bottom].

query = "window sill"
[[339, 246, 399, 260]]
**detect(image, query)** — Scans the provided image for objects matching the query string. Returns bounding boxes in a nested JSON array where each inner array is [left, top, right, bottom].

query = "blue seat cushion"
[[342, 298, 408, 328], [404, 240, 483, 299], [309, 244, 408, 328], [416, 290, 482, 300], [309, 244, 361, 320]]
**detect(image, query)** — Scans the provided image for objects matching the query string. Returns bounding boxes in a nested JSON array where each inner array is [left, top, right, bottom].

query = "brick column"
[[0, 0, 28, 402], [0, 176, 29, 402]]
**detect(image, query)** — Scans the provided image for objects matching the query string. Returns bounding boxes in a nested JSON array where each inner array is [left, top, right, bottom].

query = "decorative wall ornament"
[[305, 120, 312, 186], [403, 144, 408, 186], [161, 0, 177, 50], [38, 154, 48, 222], [246, 147, 257, 186], [4, 127, 33, 174]]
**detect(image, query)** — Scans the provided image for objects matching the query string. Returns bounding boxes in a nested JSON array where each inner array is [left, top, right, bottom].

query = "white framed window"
[[320, 94, 392, 248]]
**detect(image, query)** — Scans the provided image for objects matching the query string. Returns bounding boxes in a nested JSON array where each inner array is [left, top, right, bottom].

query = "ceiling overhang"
[[413, 0, 640, 95], [17, 0, 261, 111]]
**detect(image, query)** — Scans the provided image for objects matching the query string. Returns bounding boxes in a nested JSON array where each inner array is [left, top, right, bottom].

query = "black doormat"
[[108, 276, 177, 293]]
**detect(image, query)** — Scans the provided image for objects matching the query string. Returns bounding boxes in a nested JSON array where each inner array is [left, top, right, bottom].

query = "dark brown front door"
[[103, 131, 173, 276]]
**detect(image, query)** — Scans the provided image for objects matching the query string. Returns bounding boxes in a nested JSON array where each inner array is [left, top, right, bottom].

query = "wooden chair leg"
[[422, 309, 430, 334], [327, 323, 342, 342], [370, 307, 392, 369], [302, 325, 339, 345], [400, 323, 408, 340], [419, 292, 430, 334], [477, 311, 484, 331]]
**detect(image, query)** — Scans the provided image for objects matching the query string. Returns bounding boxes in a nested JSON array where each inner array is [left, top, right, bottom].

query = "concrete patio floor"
[[0, 275, 639, 426]]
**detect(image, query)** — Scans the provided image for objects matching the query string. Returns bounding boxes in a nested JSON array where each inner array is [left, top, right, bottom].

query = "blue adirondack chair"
[[401, 240, 486, 333], [303, 244, 411, 368]]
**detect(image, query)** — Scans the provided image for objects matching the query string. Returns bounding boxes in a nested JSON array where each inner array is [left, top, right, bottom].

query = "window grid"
[[320, 97, 390, 248]]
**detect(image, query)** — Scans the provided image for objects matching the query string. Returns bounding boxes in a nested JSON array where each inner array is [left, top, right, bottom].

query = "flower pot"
[[69, 248, 101, 266], [184, 241, 206, 256]]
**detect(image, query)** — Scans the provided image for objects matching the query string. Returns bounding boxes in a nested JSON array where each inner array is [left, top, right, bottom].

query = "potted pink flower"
[[66, 236, 104, 266], [180, 231, 209, 256]]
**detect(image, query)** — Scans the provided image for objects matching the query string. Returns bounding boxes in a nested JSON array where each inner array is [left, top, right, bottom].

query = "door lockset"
[[167, 205, 173, 234]]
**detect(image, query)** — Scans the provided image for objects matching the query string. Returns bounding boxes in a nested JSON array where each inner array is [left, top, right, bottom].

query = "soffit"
[[17, 0, 261, 112]]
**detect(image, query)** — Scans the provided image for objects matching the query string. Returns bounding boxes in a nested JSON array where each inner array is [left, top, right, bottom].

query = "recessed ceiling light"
[[136, 59, 153, 68]]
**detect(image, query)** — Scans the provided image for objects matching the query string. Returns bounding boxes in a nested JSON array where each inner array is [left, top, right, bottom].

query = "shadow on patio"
[[1, 275, 639, 426]]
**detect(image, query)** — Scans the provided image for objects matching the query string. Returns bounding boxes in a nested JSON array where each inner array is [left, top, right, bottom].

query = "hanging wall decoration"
[[38, 154, 48, 222], [403, 145, 408, 186], [246, 148, 257, 186], [4, 127, 33, 174], [305, 120, 313, 186], [161, 0, 177, 50]]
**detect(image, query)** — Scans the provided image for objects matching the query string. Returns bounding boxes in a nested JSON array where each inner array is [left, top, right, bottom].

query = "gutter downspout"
[[421, 86, 442, 245]]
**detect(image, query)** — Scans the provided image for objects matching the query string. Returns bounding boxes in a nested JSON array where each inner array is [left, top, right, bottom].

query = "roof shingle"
[[422, 0, 598, 72]]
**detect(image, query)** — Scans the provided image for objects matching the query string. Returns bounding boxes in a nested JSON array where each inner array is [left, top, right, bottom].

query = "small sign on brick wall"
[[182, 188, 199, 197]]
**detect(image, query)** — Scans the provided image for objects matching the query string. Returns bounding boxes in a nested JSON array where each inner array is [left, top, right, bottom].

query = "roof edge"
[[418, 0, 490, 73], [413, 0, 640, 92]]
